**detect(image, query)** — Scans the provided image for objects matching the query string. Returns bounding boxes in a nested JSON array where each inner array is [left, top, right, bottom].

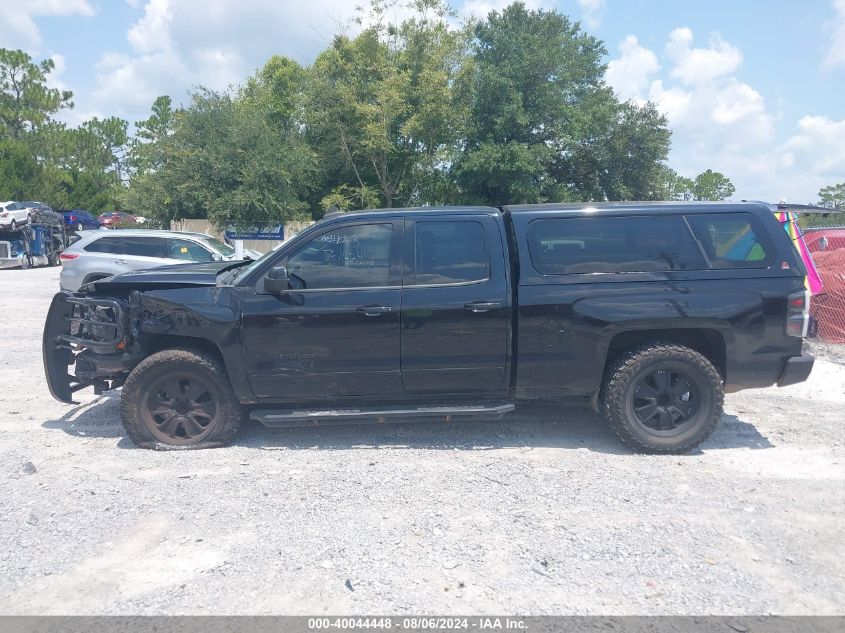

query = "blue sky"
[[1, 0, 844, 203]]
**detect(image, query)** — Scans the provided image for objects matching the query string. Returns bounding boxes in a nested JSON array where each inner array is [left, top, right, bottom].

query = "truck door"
[[401, 215, 510, 394], [242, 220, 404, 399]]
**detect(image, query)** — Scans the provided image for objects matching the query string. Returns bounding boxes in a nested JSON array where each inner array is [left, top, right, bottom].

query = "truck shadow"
[[42, 393, 773, 454]]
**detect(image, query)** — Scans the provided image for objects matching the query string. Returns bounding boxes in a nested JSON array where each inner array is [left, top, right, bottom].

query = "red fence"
[[804, 225, 845, 344]]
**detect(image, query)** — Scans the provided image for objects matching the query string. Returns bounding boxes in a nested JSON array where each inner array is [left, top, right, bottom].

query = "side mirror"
[[211, 252, 223, 261], [818, 236, 829, 251], [264, 265, 289, 293]]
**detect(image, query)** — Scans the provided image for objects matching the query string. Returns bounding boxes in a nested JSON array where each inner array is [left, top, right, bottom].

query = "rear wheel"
[[601, 342, 723, 453], [120, 349, 242, 449], [10, 219, 16, 231], [77, 222, 84, 232]]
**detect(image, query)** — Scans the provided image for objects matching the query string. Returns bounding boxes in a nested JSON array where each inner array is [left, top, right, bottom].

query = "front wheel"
[[120, 348, 243, 449], [600, 342, 723, 453]]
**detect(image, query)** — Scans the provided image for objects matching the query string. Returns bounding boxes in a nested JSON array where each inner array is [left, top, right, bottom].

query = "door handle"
[[357, 305, 394, 317], [114, 259, 127, 264], [464, 301, 502, 313]]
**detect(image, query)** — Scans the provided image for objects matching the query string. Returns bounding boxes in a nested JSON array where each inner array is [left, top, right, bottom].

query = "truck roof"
[[325, 206, 500, 221], [323, 201, 788, 222], [502, 201, 775, 215]]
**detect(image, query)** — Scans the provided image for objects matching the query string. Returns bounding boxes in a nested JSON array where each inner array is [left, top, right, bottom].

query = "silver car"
[[59, 229, 260, 292]]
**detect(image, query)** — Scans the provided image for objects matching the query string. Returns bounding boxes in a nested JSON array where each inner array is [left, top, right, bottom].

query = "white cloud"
[[0, 0, 94, 52], [605, 35, 660, 101], [45, 53, 67, 91], [127, 0, 172, 55], [665, 27, 743, 86], [605, 26, 845, 202], [90, 0, 358, 120], [785, 115, 845, 175], [823, 0, 845, 69], [577, 0, 605, 29]]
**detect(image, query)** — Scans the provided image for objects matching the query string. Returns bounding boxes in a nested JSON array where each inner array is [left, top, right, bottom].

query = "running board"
[[251, 403, 515, 428]]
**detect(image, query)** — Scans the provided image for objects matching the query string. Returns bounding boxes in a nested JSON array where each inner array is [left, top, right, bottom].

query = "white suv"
[[0, 201, 32, 229], [59, 229, 260, 291]]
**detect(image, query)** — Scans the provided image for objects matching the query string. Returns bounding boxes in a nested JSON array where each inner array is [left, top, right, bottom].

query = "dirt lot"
[[0, 266, 843, 615]]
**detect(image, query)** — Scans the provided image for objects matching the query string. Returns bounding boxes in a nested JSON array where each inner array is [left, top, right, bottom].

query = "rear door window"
[[123, 236, 167, 258], [410, 221, 489, 285], [686, 214, 772, 269], [84, 237, 124, 254], [527, 215, 706, 274]]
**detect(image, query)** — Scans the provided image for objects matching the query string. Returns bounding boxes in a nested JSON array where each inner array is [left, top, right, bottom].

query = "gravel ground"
[[0, 266, 843, 615]]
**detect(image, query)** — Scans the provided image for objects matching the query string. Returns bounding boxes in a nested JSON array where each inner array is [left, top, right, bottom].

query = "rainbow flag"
[[777, 211, 823, 295]]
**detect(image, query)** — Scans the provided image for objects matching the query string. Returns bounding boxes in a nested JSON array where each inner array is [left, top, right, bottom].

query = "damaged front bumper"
[[42, 292, 141, 403]]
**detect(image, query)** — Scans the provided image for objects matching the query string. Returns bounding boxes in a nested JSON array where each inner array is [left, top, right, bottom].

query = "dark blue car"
[[61, 209, 100, 232]]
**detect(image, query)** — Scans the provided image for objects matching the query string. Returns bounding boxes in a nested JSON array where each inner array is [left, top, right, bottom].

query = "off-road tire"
[[600, 342, 723, 454], [120, 348, 243, 450]]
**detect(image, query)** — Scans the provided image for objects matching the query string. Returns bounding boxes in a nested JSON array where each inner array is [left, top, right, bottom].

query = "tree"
[[307, 0, 464, 209], [0, 137, 41, 198], [595, 101, 672, 200], [653, 165, 693, 201], [44, 119, 129, 211], [129, 95, 175, 174], [124, 73, 317, 228], [455, 3, 670, 205], [692, 169, 735, 201], [0, 49, 72, 139], [818, 182, 845, 209]]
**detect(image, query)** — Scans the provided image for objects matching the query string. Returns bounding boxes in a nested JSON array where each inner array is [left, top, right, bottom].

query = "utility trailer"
[[0, 211, 67, 269]]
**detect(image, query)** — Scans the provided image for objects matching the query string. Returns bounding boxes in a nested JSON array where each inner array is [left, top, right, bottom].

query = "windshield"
[[200, 236, 236, 256]]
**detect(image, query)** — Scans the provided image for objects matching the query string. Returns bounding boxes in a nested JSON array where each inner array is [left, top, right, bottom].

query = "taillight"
[[786, 289, 810, 338], [60, 253, 79, 260], [69, 215, 77, 221]]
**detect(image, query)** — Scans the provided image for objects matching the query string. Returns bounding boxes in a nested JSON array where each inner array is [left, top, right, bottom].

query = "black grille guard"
[[43, 293, 128, 403], [59, 296, 126, 353]]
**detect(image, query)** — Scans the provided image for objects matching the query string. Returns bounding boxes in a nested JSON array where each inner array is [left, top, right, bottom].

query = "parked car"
[[61, 209, 100, 232], [21, 201, 49, 212], [802, 227, 845, 253], [44, 202, 814, 453], [0, 201, 32, 230], [57, 229, 260, 292], [98, 211, 137, 228]]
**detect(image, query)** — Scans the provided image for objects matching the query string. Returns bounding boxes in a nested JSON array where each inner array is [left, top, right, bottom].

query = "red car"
[[802, 227, 845, 253], [98, 211, 137, 228]]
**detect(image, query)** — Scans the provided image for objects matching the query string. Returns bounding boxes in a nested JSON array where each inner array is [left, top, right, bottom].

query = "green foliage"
[[306, 0, 465, 209], [653, 166, 694, 201], [320, 184, 382, 212], [818, 182, 845, 209], [124, 66, 317, 229], [0, 6, 744, 225], [0, 49, 72, 138], [692, 169, 735, 201], [454, 3, 671, 205], [0, 47, 127, 211]]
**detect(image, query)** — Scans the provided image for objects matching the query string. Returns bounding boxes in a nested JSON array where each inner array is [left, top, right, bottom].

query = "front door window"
[[286, 223, 392, 290]]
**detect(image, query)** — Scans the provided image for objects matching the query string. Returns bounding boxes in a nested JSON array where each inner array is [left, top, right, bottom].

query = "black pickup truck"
[[43, 202, 814, 453]]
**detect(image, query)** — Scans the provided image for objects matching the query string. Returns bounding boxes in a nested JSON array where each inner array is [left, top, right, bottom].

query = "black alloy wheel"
[[140, 373, 220, 445]]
